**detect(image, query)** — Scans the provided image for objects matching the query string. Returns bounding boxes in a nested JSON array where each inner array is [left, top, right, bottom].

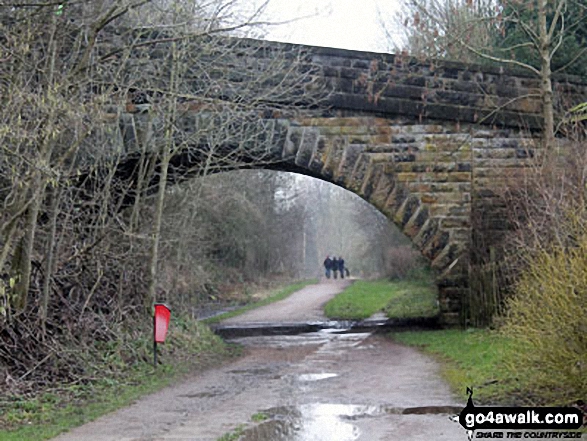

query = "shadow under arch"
[[107, 114, 471, 325]]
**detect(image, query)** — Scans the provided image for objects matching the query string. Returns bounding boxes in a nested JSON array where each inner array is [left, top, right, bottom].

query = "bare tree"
[[388, 0, 587, 147], [0, 0, 327, 394]]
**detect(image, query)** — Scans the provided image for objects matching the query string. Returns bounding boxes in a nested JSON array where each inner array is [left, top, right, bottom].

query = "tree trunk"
[[41, 185, 61, 337], [146, 42, 178, 311], [538, 0, 555, 149], [14, 178, 45, 311]]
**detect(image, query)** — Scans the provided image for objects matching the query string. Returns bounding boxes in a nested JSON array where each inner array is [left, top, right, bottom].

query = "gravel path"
[[51, 280, 470, 441], [221, 279, 352, 324]]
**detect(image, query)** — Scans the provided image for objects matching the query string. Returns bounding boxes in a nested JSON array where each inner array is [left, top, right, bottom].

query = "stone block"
[[403, 205, 429, 238], [422, 230, 451, 261], [412, 218, 440, 250], [475, 158, 529, 169], [394, 163, 426, 173], [439, 216, 471, 229], [384, 184, 409, 214], [294, 128, 319, 168], [322, 136, 346, 180], [369, 172, 396, 210], [431, 242, 464, 272], [283, 126, 303, 159], [417, 151, 472, 162], [361, 163, 384, 199], [308, 137, 329, 174], [473, 147, 517, 160], [395, 195, 421, 227], [348, 153, 370, 192], [337, 144, 365, 186]]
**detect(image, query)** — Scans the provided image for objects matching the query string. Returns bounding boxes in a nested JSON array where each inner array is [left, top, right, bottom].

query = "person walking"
[[338, 256, 345, 279], [323, 256, 333, 279], [331, 256, 339, 279]]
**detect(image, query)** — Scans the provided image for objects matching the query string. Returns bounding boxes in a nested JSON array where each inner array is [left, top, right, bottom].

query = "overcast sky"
[[260, 0, 402, 53]]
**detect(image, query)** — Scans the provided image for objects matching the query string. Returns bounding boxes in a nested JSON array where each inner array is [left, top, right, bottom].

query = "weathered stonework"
[[113, 39, 586, 325]]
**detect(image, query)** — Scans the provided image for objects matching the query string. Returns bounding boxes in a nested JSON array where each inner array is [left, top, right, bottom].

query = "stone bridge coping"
[[262, 38, 587, 85], [114, 34, 586, 131]]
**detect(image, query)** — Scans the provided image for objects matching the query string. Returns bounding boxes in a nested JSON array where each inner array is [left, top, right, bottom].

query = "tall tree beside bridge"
[[390, 0, 586, 148]]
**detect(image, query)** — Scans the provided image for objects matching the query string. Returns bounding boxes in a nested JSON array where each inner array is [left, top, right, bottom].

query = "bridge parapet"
[[161, 38, 584, 128], [106, 36, 586, 132], [103, 36, 580, 324]]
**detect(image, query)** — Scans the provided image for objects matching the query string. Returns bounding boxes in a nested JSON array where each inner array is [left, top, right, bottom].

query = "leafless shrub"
[[385, 245, 423, 280]]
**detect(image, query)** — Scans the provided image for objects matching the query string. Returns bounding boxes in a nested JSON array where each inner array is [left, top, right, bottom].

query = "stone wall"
[[117, 36, 587, 130], [153, 37, 586, 128]]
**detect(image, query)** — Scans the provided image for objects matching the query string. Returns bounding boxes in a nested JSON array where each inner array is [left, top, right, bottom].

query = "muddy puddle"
[[226, 330, 378, 440], [52, 326, 466, 441], [239, 404, 385, 441], [223, 329, 464, 441]]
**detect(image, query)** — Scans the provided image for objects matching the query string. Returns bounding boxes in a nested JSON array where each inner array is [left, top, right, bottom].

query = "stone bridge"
[[104, 38, 586, 324]]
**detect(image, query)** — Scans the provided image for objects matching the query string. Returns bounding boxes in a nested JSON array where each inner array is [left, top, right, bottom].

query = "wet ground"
[[52, 281, 468, 441]]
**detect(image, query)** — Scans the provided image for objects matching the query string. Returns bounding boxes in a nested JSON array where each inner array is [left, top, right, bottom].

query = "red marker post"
[[153, 303, 171, 368]]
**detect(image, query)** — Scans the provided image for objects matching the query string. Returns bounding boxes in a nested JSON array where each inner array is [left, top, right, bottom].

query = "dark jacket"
[[331, 257, 339, 270], [338, 258, 345, 271], [323, 257, 333, 270]]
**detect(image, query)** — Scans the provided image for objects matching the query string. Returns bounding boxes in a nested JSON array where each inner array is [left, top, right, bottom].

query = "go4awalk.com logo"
[[450, 388, 585, 440]]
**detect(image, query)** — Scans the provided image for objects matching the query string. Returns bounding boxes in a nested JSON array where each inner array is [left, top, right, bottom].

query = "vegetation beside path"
[[0, 280, 311, 441], [392, 329, 586, 415], [0, 319, 233, 441], [323, 277, 438, 320], [391, 329, 516, 405]]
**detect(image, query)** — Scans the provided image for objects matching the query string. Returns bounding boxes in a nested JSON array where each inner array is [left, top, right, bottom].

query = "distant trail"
[[220, 279, 352, 324]]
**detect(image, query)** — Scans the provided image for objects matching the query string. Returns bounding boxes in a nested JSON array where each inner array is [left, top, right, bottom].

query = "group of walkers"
[[323, 255, 348, 279]]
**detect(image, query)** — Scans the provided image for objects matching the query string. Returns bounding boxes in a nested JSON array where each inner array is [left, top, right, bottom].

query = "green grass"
[[217, 424, 245, 441], [323, 278, 438, 320], [217, 411, 269, 440], [250, 412, 269, 422], [390, 329, 517, 404], [0, 319, 234, 441], [202, 279, 317, 324]]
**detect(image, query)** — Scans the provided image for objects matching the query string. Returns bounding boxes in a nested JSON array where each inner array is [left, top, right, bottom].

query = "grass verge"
[[202, 279, 317, 324], [0, 319, 236, 441], [390, 329, 518, 404], [323, 278, 438, 320]]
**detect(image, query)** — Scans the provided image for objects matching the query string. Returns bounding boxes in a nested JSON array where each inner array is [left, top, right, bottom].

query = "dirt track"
[[52, 281, 470, 441], [221, 279, 352, 323]]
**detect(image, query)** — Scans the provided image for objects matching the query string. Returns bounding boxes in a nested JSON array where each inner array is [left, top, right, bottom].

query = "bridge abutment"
[[277, 116, 539, 324]]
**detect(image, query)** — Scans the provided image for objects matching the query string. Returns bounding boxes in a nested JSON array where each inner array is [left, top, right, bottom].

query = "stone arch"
[[264, 116, 472, 324], [114, 108, 543, 325]]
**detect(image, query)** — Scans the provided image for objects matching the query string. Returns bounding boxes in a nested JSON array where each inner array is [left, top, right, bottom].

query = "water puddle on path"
[[297, 373, 338, 382], [221, 329, 463, 441], [239, 404, 386, 441], [236, 403, 464, 440], [224, 330, 375, 440]]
